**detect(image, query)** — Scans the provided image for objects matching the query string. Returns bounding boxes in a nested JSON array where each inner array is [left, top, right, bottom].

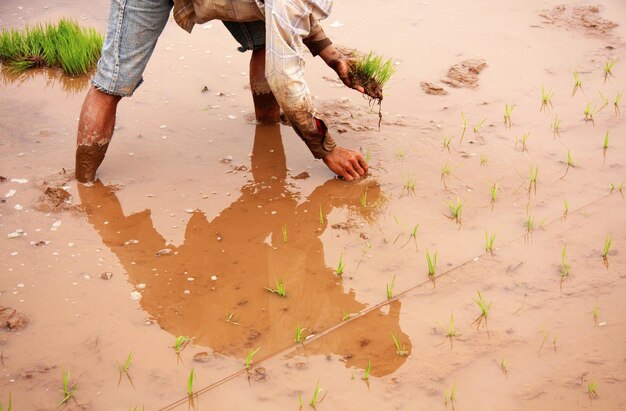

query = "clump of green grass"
[[266, 277, 287, 297], [362, 357, 372, 381], [336, 254, 345, 276], [584, 102, 595, 125], [603, 58, 617, 83], [503, 103, 515, 128], [426, 250, 438, 277], [245, 347, 260, 369], [386, 275, 396, 300], [0, 19, 103, 76], [471, 291, 491, 331], [614, 91, 622, 114], [59, 370, 77, 406], [391, 332, 409, 356], [447, 196, 462, 224], [349, 52, 395, 100], [572, 71, 583, 95], [485, 231, 496, 254], [309, 380, 326, 408], [440, 161, 453, 187], [540, 85, 554, 112], [587, 381, 598, 399], [444, 314, 457, 349]]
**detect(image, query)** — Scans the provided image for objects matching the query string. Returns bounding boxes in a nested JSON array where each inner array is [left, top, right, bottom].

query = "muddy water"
[[1, 0, 626, 410]]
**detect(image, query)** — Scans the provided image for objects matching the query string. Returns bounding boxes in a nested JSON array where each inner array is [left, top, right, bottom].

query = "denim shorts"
[[93, 0, 266, 97]]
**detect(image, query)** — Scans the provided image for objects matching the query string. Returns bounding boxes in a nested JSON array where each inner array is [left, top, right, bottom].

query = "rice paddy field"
[[1, 0, 625, 410]]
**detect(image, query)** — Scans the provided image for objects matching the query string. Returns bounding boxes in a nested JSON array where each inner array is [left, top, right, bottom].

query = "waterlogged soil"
[[1, 0, 626, 410]]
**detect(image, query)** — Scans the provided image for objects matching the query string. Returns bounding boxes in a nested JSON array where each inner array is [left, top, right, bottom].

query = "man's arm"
[[264, 0, 368, 180]]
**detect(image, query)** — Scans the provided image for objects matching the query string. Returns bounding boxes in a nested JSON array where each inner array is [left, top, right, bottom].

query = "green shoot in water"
[[403, 176, 416, 194], [443, 313, 458, 349], [563, 200, 569, 217], [490, 182, 499, 209], [598, 91, 609, 111], [471, 291, 491, 331], [615, 91, 622, 114], [59, 370, 77, 406], [587, 381, 598, 399], [440, 161, 452, 187], [609, 181, 624, 196], [593, 306, 599, 324], [584, 102, 595, 125], [386, 274, 396, 300], [319, 205, 324, 225], [336, 254, 345, 276], [501, 358, 509, 377], [602, 234, 612, 260], [0, 19, 103, 76], [603, 130, 610, 151], [391, 332, 408, 356], [0, 393, 11, 411], [444, 384, 457, 407], [460, 111, 468, 143], [442, 133, 452, 152], [282, 224, 288, 243], [309, 380, 325, 408], [396, 149, 405, 160], [515, 131, 530, 152], [552, 114, 562, 137], [473, 118, 487, 140], [245, 347, 260, 369], [485, 231, 496, 254], [426, 250, 438, 277], [447, 196, 462, 224], [480, 155, 488, 166], [172, 336, 190, 355], [295, 323, 307, 344], [572, 71, 583, 95], [362, 357, 372, 380], [528, 165, 539, 194], [503, 103, 515, 128], [266, 277, 287, 297], [342, 309, 351, 321], [540, 85, 554, 112], [364, 147, 371, 164], [603, 58, 617, 83], [560, 245, 571, 279], [187, 368, 195, 396], [360, 187, 368, 207], [117, 351, 134, 388]]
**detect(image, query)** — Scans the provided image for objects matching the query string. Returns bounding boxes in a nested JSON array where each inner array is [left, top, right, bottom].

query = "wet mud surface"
[[1, 0, 626, 410]]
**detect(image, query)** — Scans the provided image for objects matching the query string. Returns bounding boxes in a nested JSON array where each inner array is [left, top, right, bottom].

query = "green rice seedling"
[[609, 182, 624, 197], [485, 231, 496, 254], [447, 196, 462, 224], [386, 274, 396, 300], [360, 186, 368, 207], [587, 381, 598, 399], [473, 118, 487, 140], [540, 85, 554, 112], [362, 357, 372, 381], [282, 224, 287, 243], [552, 335, 558, 352], [0, 19, 103, 76], [563, 200, 569, 217], [503, 103, 515, 128], [471, 291, 491, 331], [298, 391, 303, 410], [551, 114, 562, 137], [172, 336, 190, 355], [515, 132, 530, 152], [440, 161, 452, 187], [245, 347, 260, 369], [391, 332, 409, 356], [524, 213, 545, 234], [602, 234, 612, 261], [400, 223, 419, 250], [560, 245, 571, 279], [225, 311, 240, 325], [559, 149, 575, 180], [614, 91, 622, 114], [58, 370, 77, 406], [403, 176, 416, 194], [342, 309, 351, 321], [603, 58, 617, 83], [309, 380, 325, 408], [295, 323, 307, 344], [584, 102, 595, 125], [501, 358, 508, 377], [319, 205, 324, 225], [442, 134, 452, 152], [187, 368, 195, 396], [0, 393, 11, 411], [443, 384, 457, 408], [460, 111, 468, 143], [336, 254, 345, 276], [528, 165, 538, 194], [426, 250, 438, 277], [490, 182, 499, 209], [349, 52, 395, 127], [396, 149, 405, 160], [266, 277, 287, 297], [364, 147, 371, 164], [598, 91, 609, 111], [539, 328, 548, 352], [572, 71, 583, 95], [117, 351, 134, 387], [593, 306, 599, 324], [441, 314, 458, 349], [480, 155, 488, 166], [603, 130, 610, 152]]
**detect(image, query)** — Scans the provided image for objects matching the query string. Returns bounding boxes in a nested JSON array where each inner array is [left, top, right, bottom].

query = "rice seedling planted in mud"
[[593, 306, 600, 324], [540, 85, 554, 112], [172, 336, 190, 355], [473, 118, 487, 140], [309, 380, 326, 408], [480, 155, 488, 166], [403, 176, 416, 194], [490, 182, 499, 208], [515, 132, 530, 152], [362, 357, 372, 381], [560, 245, 571, 279], [266, 277, 287, 297], [187, 368, 195, 396], [485, 231, 496, 254], [602, 234, 612, 260], [584, 102, 595, 125], [0, 393, 11, 411], [447, 196, 462, 224], [391, 332, 409, 356], [336, 254, 345, 276], [471, 291, 492, 331], [603, 58, 617, 83], [364, 147, 371, 164], [245, 347, 260, 369], [117, 351, 134, 387], [0, 19, 103, 76], [443, 384, 457, 408], [442, 134, 452, 152], [503, 103, 515, 128], [587, 381, 599, 399], [360, 186, 368, 207], [396, 149, 406, 160], [609, 181, 625, 196], [528, 165, 539, 194], [440, 161, 452, 187], [615, 91, 622, 114], [563, 200, 569, 217], [342, 309, 351, 321], [551, 114, 562, 137], [572, 71, 583, 95], [426, 250, 438, 277], [59, 370, 77, 406], [319, 205, 324, 225], [298, 391, 303, 410], [295, 323, 307, 344], [501, 358, 509, 377], [460, 111, 468, 143], [598, 91, 609, 111], [603, 130, 610, 151], [386, 274, 396, 300], [282, 224, 288, 243]]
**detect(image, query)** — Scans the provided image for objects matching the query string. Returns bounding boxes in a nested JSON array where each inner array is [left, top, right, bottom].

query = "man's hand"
[[322, 146, 368, 181], [319, 45, 365, 95]]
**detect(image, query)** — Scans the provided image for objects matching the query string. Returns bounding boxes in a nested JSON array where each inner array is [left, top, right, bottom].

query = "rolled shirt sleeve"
[[264, 0, 336, 159]]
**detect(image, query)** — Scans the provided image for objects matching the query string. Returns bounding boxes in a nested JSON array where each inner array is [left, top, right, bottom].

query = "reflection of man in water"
[[79, 125, 409, 376], [75, 0, 370, 183]]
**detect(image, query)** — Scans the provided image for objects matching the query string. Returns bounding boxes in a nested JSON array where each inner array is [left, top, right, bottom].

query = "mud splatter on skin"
[[75, 141, 110, 183]]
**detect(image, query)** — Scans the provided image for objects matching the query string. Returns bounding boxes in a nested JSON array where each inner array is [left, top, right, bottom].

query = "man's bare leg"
[[75, 87, 122, 183], [249, 47, 280, 124]]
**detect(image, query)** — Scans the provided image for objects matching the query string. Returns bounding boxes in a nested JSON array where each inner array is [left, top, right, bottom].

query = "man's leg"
[[249, 47, 280, 124], [75, 0, 173, 183]]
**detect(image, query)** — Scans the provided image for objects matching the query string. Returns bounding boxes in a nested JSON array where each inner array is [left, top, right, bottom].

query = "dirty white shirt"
[[173, 0, 337, 158]]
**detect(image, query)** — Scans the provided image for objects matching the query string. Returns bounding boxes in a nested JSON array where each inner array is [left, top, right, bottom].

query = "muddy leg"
[[250, 47, 280, 124], [75, 86, 122, 183]]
